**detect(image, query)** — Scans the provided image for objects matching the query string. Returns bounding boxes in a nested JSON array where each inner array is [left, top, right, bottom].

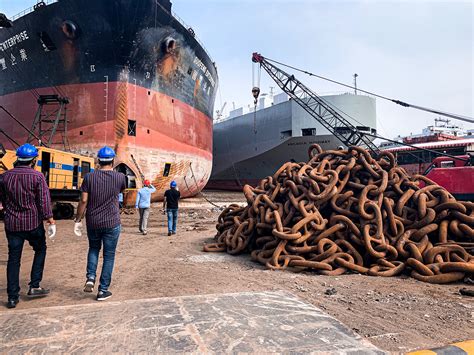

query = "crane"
[[251, 52, 380, 155]]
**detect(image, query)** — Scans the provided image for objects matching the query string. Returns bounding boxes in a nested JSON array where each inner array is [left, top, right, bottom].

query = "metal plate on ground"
[[0, 291, 383, 353]]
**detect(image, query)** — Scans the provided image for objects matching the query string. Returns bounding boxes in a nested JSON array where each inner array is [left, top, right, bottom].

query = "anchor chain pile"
[[203, 145, 474, 283]]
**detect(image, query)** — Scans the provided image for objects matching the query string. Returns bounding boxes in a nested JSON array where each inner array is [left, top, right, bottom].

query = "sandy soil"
[[0, 191, 472, 353]]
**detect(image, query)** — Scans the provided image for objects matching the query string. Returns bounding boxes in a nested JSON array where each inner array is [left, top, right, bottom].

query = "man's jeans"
[[86, 225, 121, 292], [138, 208, 150, 233], [167, 209, 178, 233], [6, 225, 47, 300]]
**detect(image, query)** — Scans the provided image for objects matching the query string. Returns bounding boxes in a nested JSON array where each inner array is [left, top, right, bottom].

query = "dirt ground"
[[0, 190, 472, 353]]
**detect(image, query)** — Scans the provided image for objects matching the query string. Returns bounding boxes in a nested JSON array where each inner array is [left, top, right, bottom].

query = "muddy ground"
[[0, 191, 472, 353]]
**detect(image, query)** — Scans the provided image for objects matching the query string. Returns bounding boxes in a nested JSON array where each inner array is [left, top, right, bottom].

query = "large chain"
[[203, 145, 474, 284]]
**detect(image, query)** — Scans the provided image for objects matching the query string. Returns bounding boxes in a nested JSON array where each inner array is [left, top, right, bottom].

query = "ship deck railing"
[[11, 1, 215, 68], [11, 0, 59, 22], [171, 10, 215, 66]]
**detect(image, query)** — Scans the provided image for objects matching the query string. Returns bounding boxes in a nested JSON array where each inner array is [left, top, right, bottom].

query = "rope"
[[186, 162, 223, 209], [259, 56, 471, 164], [264, 56, 474, 124]]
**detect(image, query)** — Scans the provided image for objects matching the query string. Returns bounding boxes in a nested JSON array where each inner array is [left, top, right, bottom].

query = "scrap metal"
[[204, 145, 474, 284]]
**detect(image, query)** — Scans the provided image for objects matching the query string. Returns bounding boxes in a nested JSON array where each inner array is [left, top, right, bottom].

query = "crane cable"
[[311, 89, 440, 164], [255, 55, 470, 163], [263, 57, 474, 124]]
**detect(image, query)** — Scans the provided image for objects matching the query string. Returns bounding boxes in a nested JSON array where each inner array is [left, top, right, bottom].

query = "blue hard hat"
[[170, 181, 177, 188], [97, 146, 116, 161], [16, 143, 38, 161]]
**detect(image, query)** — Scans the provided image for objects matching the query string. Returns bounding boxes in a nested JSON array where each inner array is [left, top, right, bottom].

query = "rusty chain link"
[[203, 145, 474, 284]]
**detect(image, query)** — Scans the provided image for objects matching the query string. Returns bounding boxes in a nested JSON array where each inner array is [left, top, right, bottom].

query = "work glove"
[[47, 224, 57, 241], [74, 221, 83, 237]]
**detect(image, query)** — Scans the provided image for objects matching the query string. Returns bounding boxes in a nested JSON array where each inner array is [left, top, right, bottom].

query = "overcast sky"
[[1, 0, 473, 138]]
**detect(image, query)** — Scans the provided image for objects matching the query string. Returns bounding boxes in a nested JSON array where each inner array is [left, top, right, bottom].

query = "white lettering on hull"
[[193, 56, 216, 89], [0, 31, 29, 52]]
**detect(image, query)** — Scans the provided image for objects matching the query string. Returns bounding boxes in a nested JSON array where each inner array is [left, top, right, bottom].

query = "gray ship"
[[207, 92, 377, 190]]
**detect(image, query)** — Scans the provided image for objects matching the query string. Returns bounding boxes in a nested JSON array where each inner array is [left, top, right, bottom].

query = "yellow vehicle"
[[0, 144, 95, 218]]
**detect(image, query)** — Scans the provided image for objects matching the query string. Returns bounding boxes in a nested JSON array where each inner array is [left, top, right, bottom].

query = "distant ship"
[[378, 118, 473, 149], [379, 118, 474, 175], [0, 0, 218, 200], [208, 92, 377, 190]]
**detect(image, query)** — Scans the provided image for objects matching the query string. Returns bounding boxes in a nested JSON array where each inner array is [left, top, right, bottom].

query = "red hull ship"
[[0, 0, 218, 200]]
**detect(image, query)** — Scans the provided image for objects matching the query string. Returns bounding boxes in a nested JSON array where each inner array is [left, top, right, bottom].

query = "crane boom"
[[252, 53, 380, 155]]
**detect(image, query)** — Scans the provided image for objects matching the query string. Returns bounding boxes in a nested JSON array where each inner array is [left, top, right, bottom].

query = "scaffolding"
[[28, 95, 70, 150]]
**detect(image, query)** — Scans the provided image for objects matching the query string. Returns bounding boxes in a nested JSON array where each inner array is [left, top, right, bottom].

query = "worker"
[[74, 146, 126, 301], [163, 181, 180, 236], [135, 179, 156, 235], [118, 192, 124, 209], [0, 144, 55, 309]]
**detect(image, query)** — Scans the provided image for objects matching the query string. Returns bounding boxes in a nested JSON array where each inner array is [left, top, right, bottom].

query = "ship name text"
[[0, 31, 29, 52], [193, 56, 215, 88]]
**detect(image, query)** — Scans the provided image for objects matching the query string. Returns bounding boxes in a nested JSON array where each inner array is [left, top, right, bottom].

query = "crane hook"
[[252, 87, 260, 105]]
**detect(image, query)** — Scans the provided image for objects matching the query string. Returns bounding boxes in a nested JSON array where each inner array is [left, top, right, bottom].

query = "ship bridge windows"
[[335, 127, 352, 135], [127, 119, 136, 136], [302, 128, 316, 136]]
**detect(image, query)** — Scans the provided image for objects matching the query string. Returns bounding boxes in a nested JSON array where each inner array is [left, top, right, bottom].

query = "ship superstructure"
[[208, 92, 376, 190]]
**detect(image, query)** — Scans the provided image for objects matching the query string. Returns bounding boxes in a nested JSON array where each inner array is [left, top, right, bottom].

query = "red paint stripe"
[[0, 82, 212, 160]]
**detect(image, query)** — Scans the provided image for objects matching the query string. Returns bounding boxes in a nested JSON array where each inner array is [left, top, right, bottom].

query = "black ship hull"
[[0, 0, 218, 198]]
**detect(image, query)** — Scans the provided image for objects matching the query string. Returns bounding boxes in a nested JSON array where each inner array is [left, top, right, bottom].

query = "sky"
[[1, 0, 473, 139]]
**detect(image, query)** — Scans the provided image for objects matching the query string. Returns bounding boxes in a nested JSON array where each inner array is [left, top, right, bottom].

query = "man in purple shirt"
[[74, 146, 126, 301], [0, 144, 55, 309]]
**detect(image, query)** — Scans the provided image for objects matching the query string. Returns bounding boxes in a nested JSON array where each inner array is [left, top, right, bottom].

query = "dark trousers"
[[86, 225, 121, 292], [6, 225, 47, 300], [167, 208, 178, 233]]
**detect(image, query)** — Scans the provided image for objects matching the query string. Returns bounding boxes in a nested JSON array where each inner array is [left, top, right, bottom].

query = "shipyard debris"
[[205, 145, 474, 284]]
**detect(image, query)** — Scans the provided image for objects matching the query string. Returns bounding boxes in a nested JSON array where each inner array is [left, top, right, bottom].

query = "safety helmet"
[[97, 146, 116, 162], [144, 179, 150, 186], [16, 143, 38, 161], [170, 180, 177, 188]]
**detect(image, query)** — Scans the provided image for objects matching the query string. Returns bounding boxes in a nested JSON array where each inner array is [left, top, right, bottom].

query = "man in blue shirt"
[[118, 192, 123, 209], [135, 179, 156, 235]]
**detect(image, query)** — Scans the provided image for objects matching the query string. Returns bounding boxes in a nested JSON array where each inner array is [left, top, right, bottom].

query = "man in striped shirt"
[[0, 144, 55, 309], [74, 146, 126, 301]]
